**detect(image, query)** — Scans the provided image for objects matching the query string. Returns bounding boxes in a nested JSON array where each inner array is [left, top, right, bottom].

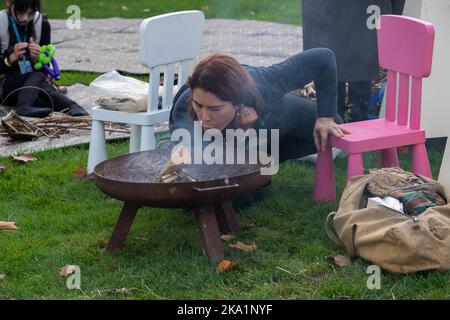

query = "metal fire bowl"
[[93, 149, 272, 208]]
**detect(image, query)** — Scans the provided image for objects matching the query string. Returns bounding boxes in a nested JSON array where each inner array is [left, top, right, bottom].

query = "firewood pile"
[[0, 111, 130, 141]]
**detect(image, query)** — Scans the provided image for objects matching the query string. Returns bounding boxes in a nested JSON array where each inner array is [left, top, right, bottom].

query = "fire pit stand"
[[105, 200, 239, 262], [93, 150, 271, 262]]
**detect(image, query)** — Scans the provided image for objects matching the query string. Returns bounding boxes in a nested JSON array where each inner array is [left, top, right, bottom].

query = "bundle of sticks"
[[1, 111, 44, 140], [31, 114, 130, 135]]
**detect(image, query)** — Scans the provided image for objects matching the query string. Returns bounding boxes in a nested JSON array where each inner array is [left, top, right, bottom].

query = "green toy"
[[33, 44, 60, 80]]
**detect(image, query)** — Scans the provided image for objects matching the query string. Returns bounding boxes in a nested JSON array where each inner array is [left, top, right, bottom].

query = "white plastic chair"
[[87, 11, 205, 173]]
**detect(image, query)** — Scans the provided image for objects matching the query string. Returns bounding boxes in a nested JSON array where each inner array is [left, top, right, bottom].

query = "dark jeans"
[[2, 72, 86, 115], [338, 80, 372, 122]]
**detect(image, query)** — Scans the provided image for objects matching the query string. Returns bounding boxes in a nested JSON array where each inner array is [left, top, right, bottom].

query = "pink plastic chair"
[[313, 15, 435, 202]]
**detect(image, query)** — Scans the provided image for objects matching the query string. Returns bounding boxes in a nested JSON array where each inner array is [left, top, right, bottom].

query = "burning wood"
[[154, 145, 195, 183]]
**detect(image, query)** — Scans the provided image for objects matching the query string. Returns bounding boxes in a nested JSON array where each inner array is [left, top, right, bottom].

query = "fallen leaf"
[[216, 260, 237, 273], [114, 287, 132, 295], [399, 146, 409, 156], [220, 234, 236, 241], [229, 241, 257, 252], [0, 274, 6, 281], [332, 255, 351, 267], [0, 221, 18, 231], [0, 164, 6, 173], [59, 265, 78, 277], [336, 296, 352, 300], [243, 222, 256, 229], [369, 153, 378, 162], [12, 152, 37, 164], [73, 167, 88, 178], [142, 8, 151, 12], [121, 5, 129, 11]]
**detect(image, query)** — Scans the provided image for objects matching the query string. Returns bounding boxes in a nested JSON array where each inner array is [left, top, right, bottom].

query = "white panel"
[[179, 60, 192, 87], [163, 63, 175, 109], [148, 66, 160, 112], [139, 11, 205, 68]]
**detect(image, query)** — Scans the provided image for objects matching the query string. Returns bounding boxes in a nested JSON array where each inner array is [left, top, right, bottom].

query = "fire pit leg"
[[194, 205, 224, 262], [214, 201, 239, 235], [106, 202, 140, 251]]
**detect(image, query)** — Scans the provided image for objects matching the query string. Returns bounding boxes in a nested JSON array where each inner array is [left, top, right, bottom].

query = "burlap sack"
[[326, 168, 450, 273]]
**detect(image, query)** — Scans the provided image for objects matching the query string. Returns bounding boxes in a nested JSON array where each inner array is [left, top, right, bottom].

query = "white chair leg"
[[129, 125, 142, 153], [88, 120, 107, 174], [140, 126, 156, 151]]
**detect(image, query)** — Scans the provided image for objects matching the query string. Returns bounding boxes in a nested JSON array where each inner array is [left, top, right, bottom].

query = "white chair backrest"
[[139, 11, 205, 113]]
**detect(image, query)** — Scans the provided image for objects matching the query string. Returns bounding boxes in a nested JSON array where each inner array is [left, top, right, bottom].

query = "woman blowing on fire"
[[169, 49, 350, 162]]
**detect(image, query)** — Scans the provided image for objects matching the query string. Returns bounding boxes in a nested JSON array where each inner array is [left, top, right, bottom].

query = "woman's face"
[[12, 6, 35, 26], [192, 88, 237, 131]]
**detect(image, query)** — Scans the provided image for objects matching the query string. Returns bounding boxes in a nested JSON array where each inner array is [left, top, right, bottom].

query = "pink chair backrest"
[[378, 15, 435, 129]]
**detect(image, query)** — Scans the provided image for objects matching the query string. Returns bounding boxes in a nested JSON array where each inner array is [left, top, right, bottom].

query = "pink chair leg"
[[381, 148, 399, 168], [411, 143, 432, 178], [313, 143, 336, 202], [347, 153, 364, 181]]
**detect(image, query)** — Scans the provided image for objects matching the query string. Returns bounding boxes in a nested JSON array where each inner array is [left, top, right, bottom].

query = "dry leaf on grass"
[[0, 274, 6, 281], [59, 265, 78, 277], [229, 241, 257, 252], [329, 255, 352, 267], [0, 221, 18, 231], [0, 164, 6, 173], [114, 287, 132, 295], [12, 152, 37, 164], [216, 260, 237, 273], [220, 234, 236, 241], [243, 222, 256, 229], [73, 167, 88, 178], [399, 146, 409, 156], [336, 296, 352, 300]]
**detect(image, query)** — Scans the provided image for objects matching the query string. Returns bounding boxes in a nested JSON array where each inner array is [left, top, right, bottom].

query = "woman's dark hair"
[[7, 0, 42, 46], [187, 54, 264, 120]]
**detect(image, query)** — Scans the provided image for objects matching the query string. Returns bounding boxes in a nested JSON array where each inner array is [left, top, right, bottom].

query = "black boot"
[[65, 104, 89, 117], [15, 105, 52, 118]]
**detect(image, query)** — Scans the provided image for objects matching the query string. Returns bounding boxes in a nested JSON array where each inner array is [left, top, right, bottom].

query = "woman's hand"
[[28, 38, 41, 62], [238, 105, 258, 131], [313, 117, 351, 152], [8, 42, 28, 64]]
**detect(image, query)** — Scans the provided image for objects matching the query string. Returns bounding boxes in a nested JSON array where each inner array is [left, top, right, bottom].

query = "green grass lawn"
[[0, 140, 447, 299], [44, 0, 301, 25]]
